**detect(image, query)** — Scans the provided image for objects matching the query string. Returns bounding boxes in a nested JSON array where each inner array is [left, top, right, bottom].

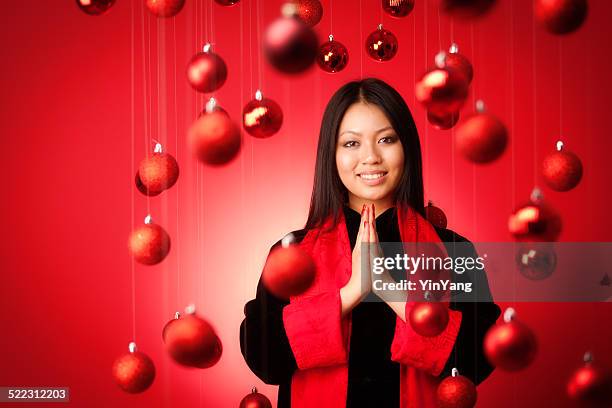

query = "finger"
[[355, 204, 366, 247]]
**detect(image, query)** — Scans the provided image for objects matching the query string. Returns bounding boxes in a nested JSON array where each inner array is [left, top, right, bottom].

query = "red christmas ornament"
[[215, 0, 240, 5], [162, 312, 181, 341], [163, 305, 223, 368], [455, 100, 507, 164], [291, 0, 323, 27], [484, 308, 538, 371], [542, 140, 583, 192], [189, 99, 242, 166], [439, 0, 497, 19], [243, 90, 284, 138], [425, 201, 448, 229], [366, 24, 399, 62], [535, 0, 588, 35], [76, 0, 115, 15], [382, 0, 415, 18], [137, 143, 179, 195], [508, 188, 562, 242], [135, 171, 162, 197], [409, 295, 450, 337], [128, 215, 171, 265], [428, 110, 460, 130], [263, 7, 318, 74], [567, 352, 612, 407], [416, 52, 469, 116], [317, 35, 349, 73], [262, 236, 316, 299], [239, 387, 273, 408], [186, 44, 228, 93], [445, 43, 474, 84], [516, 244, 557, 281], [145, 0, 185, 17], [112, 342, 155, 394], [437, 368, 478, 408]]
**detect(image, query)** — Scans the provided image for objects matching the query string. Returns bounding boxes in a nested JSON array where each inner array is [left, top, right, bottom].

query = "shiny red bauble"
[[409, 302, 450, 337], [366, 24, 398, 62], [382, 0, 415, 17], [163, 312, 223, 368], [243, 91, 284, 138], [189, 109, 242, 166], [428, 110, 460, 130], [239, 387, 273, 408], [291, 0, 323, 27], [137, 150, 179, 195], [541, 142, 583, 192], [416, 66, 469, 117], [567, 359, 612, 407], [76, 0, 115, 15], [455, 111, 508, 164], [535, 0, 588, 35], [439, 0, 498, 19], [508, 191, 562, 242], [515, 245, 557, 281], [445, 45, 474, 84], [264, 15, 318, 74], [215, 0, 240, 5], [425, 201, 448, 229], [262, 245, 316, 299], [145, 0, 185, 17], [484, 309, 538, 371], [437, 372, 478, 408], [128, 219, 171, 265], [112, 345, 155, 393], [317, 35, 349, 73], [186, 46, 228, 93]]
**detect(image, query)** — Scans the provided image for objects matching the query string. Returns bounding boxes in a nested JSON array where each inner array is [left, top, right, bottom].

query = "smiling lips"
[[357, 171, 388, 185]]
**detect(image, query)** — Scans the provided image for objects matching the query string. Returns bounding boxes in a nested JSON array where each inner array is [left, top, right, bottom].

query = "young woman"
[[240, 78, 500, 408]]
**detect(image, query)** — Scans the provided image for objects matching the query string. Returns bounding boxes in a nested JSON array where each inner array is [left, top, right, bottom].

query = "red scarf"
[[282, 204, 462, 408]]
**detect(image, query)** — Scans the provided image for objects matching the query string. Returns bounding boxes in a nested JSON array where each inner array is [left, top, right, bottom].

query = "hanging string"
[[424, 0, 429, 189], [256, 0, 263, 90], [359, 0, 363, 78], [531, 1, 538, 186], [436, 2, 442, 52], [559, 39, 563, 139], [140, 0, 151, 217], [172, 16, 181, 309], [130, 0, 137, 344], [330, 0, 333, 34], [469, 24, 475, 238]]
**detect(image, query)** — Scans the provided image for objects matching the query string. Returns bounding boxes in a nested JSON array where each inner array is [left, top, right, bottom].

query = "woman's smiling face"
[[335, 101, 405, 210]]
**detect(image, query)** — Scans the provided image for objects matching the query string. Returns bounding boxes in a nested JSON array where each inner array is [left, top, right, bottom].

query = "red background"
[[1, 0, 611, 406]]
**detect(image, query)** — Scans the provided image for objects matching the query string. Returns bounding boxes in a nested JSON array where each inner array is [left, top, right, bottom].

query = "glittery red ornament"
[[135, 171, 162, 197], [425, 201, 448, 229], [291, 0, 323, 27], [455, 101, 507, 164], [128, 216, 171, 265], [317, 35, 349, 73], [186, 44, 228, 93], [535, 0, 588, 35], [567, 353, 612, 407], [189, 101, 242, 166], [508, 188, 562, 242], [445, 44, 474, 84], [484, 308, 538, 371], [215, 0, 240, 5], [239, 387, 273, 408], [163, 307, 223, 368], [76, 0, 115, 15], [440, 0, 497, 19], [409, 300, 449, 337], [243, 90, 283, 138], [137, 144, 179, 195], [437, 369, 477, 408], [262, 241, 316, 299], [516, 245, 557, 281], [264, 11, 318, 74], [366, 24, 399, 62], [382, 0, 415, 18], [145, 0, 185, 17], [112, 343, 155, 394], [428, 110, 460, 130], [416, 53, 469, 116], [542, 141, 583, 192]]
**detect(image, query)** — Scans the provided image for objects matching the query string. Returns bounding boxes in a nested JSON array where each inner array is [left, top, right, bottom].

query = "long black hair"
[[304, 78, 424, 231]]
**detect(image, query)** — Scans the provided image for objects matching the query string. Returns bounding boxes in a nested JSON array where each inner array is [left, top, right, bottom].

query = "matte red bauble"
[[164, 308, 223, 368], [440, 0, 497, 19], [437, 369, 478, 408], [516, 245, 557, 281], [484, 308, 538, 371], [128, 216, 171, 265], [366, 24, 398, 62], [409, 301, 449, 337], [542, 141, 583, 192], [162, 312, 180, 341], [239, 387, 273, 408], [445, 43, 474, 84], [145, 0, 185, 17], [189, 107, 242, 166], [112, 343, 155, 394], [243, 90, 284, 138], [137, 145, 179, 195], [135, 171, 162, 197], [567, 353, 612, 407], [76, 0, 115, 15], [215, 0, 240, 5], [186, 44, 228, 93], [291, 0, 323, 27], [455, 103, 508, 164], [264, 13, 318, 74], [535, 0, 588, 35], [425, 201, 448, 229], [508, 188, 562, 242], [262, 244, 316, 299], [416, 57, 469, 116], [428, 110, 460, 130], [317, 35, 349, 73], [382, 0, 415, 17]]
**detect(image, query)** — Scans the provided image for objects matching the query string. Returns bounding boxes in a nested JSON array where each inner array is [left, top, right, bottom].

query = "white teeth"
[[359, 173, 385, 180]]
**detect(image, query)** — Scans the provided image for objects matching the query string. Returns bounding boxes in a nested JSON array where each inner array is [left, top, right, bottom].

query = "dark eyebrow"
[[338, 126, 394, 137]]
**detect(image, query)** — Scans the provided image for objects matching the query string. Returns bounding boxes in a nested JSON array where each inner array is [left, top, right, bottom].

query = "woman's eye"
[[379, 136, 397, 144], [343, 141, 358, 148]]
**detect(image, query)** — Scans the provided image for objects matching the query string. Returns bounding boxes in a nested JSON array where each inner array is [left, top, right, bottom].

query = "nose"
[[361, 142, 382, 165]]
